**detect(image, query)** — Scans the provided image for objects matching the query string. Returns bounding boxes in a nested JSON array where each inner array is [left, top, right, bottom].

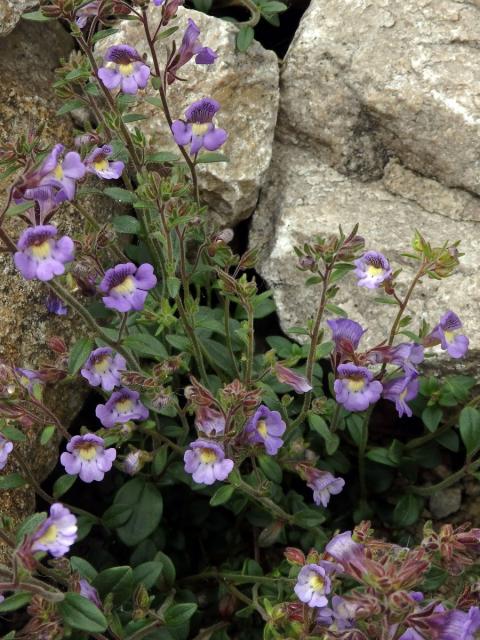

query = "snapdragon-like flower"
[[354, 251, 392, 288], [184, 439, 233, 485], [96, 387, 149, 428], [79, 579, 101, 607], [325, 531, 367, 578], [274, 363, 312, 393], [317, 596, 357, 631], [334, 364, 382, 412], [99, 262, 157, 312], [85, 145, 125, 180], [427, 605, 480, 640], [154, 0, 184, 22], [328, 318, 366, 360], [45, 293, 68, 316], [195, 406, 226, 435], [75, 1, 100, 27], [382, 372, 419, 418], [60, 434, 116, 483], [244, 405, 286, 455], [0, 435, 13, 471], [16, 367, 43, 393], [172, 97, 227, 156], [307, 469, 345, 508], [368, 342, 424, 373], [426, 311, 469, 359], [40, 143, 86, 203], [98, 45, 150, 94], [294, 563, 332, 608], [14, 225, 74, 281], [81, 347, 126, 392], [31, 503, 77, 558], [166, 18, 217, 84]]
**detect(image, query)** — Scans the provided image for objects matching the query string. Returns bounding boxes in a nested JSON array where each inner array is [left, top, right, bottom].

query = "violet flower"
[[60, 434, 116, 483], [274, 364, 312, 393], [40, 143, 86, 203], [317, 595, 357, 631], [294, 563, 332, 608], [85, 145, 125, 180], [195, 406, 225, 435], [99, 262, 157, 312], [171, 97, 227, 156], [0, 435, 13, 471], [307, 469, 345, 508], [426, 311, 469, 359], [31, 503, 77, 558], [166, 18, 217, 84], [354, 251, 392, 289], [328, 318, 366, 360], [367, 342, 424, 373], [79, 579, 101, 607], [45, 293, 68, 316], [184, 439, 234, 485], [382, 372, 419, 418], [96, 387, 149, 428], [14, 225, 74, 281], [334, 364, 382, 412], [428, 606, 480, 640], [325, 531, 367, 578], [98, 45, 150, 94], [75, 1, 100, 28], [16, 368, 43, 393], [81, 347, 126, 392], [244, 405, 286, 456]]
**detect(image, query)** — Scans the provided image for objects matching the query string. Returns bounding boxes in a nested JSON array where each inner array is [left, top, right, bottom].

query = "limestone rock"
[[429, 488, 462, 519], [0, 0, 36, 37], [250, 142, 480, 364], [96, 7, 279, 226], [279, 0, 480, 193]]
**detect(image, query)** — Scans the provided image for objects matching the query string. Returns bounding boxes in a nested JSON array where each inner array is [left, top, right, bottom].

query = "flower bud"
[[284, 547, 305, 565]]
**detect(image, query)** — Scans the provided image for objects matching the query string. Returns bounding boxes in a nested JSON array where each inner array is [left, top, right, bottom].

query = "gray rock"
[[96, 7, 279, 226], [0, 0, 36, 37], [429, 488, 462, 519], [279, 0, 480, 193], [250, 142, 480, 362]]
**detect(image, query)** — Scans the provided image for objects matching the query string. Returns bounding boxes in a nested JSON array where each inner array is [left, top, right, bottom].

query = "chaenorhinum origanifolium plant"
[[0, 1, 478, 638]]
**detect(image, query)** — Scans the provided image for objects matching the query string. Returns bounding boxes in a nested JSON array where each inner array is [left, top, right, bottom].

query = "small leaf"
[[0, 474, 27, 490], [93, 566, 134, 605], [393, 494, 423, 527], [112, 215, 141, 234], [145, 150, 179, 164], [102, 503, 133, 528], [308, 414, 340, 455], [210, 484, 235, 506], [258, 455, 283, 483], [68, 337, 94, 375], [164, 603, 198, 626], [123, 334, 167, 359], [422, 405, 443, 433], [459, 406, 480, 456], [92, 27, 120, 43], [325, 303, 348, 317], [16, 512, 47, 543], [104, 187, 137, 203], [0, 592, 31, 612], [123, 113, 149, 123], [70, 556, 98, 581], [1, 424, 26, 442], [57, 99, 85, 116], [58, 593, 108, 633], [236, 25, 254, 52], [196, 152, 229, 164], [132, 560, 163, 589], [5, 201, 34, 217], [22, 10, 52, 21], [114, 478, 163, 546], [53, 474, 76, 499], [40, 425, 56, 445]]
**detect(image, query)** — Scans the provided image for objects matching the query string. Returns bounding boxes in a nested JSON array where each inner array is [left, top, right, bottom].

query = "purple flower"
[[31, 503, 77, 558], [96, 387, 149, 428], [428, 606, 480, 640], [244, 405, 286, 456], [40, 143, 86, 203], [294, 563, 332, 608], [195, 406, 225, 435], [16, 368, 43, 393], [171, 97, 227, 156], [317, 596, 357, 631], [45, 293, 68, 316], [426, 311, 469, 359], [98, 45, 150, 94], [79, 579, 101, 607], [85, 145, 125, 180], [81, 347, 126, 392], [354, 251, 392, 289], [274, 364, 312, 393], [325, 531, 367, 578], [0, 436, 13, 471], [334, 364, 382, 412], [398, 631, 424, 640], [367, 342, 424, 373], [75, 1, 100, 28], [166, 19, 217, 84], [99, 262, 157, 312], [382, 372, 419, 418], [307, 469, 345, 508], [123, 450, 142, 476], [328, 318, 366, 359], [184, 439, 234, 485], [60, 434, 116, 483], [14, 225, 75, 281]]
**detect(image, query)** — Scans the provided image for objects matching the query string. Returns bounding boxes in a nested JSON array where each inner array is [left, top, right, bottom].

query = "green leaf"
[[16, 512, 47, 543], [4, 201, 34, 217], [165, 334, 190, 351], [236, 26, 254, 52], [0, 474, 27, 490], [132, 560, 164, 589], [152, 446, 168, 475], [68, 337, 94, 375], [167, 276, 181, 298], [104, 187, 137, 203], [393, 494, 423, 527], [164, 603, 198, 626], [1, 424, 26, 442], [58, 593, 108, 633], [123, 113, 149, 123], [22, 10, 52, 21], [459, 406, 480, 456], [70, 556, 98, 581], [123, 333, 167, 359], [40, 425, 56, 445], [365, 447, 398, 467], [91, 27, 120, 43], [196, 152, 229, 164], [65, 68, 89, 81], [308, 414, 340, 455], [210, 484, 235, 506], [114, 478, 163, 546], [145, 151, 178, 163], [53, 474, 76, 499], [93, 566, 134, 605], [421, 405, 443, 433], [325, 303, 348, 317], [0, 592, 31, 612], [258, 455, 283, 484], [57, 99, 85, 116], [102, 503, 133, 528], [261, 0, 287, 11], [112, 215, 141, 234], [294, 508, 326, 529]]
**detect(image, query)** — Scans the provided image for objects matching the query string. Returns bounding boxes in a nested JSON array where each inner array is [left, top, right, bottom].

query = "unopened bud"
[[284, 547, 305, 565]]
